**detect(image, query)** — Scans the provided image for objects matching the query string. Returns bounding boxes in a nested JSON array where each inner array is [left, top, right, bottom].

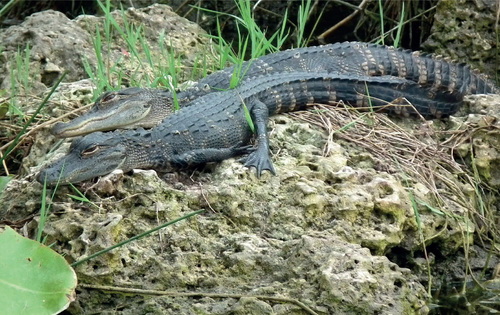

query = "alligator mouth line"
[[53, 103, 151, 137], [61, 113, 125, 131]]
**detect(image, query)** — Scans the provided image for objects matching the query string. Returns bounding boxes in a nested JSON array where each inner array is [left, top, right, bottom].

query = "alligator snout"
[[37, 167, 62, 185], [51, 122, 67, 137]]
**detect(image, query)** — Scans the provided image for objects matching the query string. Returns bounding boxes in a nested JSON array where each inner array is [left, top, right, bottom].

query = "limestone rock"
[[423, 0, 499, 76]]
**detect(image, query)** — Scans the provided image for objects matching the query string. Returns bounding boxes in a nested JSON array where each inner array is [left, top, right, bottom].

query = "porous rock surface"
[[454, 94, 500, 188], [4, 116, 432, 314], [423, 0, 499, 76]]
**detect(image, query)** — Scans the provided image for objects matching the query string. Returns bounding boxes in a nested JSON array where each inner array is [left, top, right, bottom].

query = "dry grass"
[[290, 102, 500, 257]]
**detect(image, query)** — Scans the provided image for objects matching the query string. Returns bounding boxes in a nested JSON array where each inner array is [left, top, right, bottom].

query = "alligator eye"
[[100, 92, 117, 103], [81, 146, 99, 157]]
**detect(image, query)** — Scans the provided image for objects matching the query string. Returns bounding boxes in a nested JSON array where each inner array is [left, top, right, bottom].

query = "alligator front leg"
[[242, 99, 276, 176], [170, 145, 254, 166]]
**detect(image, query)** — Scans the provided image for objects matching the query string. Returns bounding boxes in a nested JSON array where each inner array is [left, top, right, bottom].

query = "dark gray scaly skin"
[[50, 42, 499, 137], [38, 71, 468, 185]]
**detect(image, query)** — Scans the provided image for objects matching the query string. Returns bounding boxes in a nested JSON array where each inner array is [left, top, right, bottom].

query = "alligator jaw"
[[37, 155, 127, 185], [51, 97, 153, 138]]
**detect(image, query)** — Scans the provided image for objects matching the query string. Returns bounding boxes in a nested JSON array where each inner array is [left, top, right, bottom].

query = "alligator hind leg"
[[242, 99, 276, 176]]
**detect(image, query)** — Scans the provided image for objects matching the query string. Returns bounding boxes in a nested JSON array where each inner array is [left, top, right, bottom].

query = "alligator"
[[50, 41, 500, 138], [38, 69, 487, 185]]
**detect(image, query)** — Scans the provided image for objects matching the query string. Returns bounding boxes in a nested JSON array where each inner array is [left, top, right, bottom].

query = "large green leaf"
[[0, 226, 77, 314]]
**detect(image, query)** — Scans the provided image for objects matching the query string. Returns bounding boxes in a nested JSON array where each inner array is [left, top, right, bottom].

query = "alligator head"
[[51, 87, 174, 137], [37, 131, 130, 185]]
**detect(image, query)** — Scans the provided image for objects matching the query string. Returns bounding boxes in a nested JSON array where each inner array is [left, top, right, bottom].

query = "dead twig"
[[318, 0, 370, 43], [0, 103, 92, 153], [79, 283, 320, 315]]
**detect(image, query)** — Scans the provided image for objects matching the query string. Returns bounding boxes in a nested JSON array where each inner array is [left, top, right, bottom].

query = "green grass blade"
[[393, 1, 405, 48], [1, 71, 68, 163], [297, 0, 312, 47], [37, 163, 64, 243], [0, 0, 18, 17], [37, 176, 49, 243], [68, 183, 100, 209], [377, 0, 385, 45], [71, 209, 204, 267]]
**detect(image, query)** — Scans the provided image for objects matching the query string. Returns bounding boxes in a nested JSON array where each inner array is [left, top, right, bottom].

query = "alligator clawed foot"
[[241, 148, 276, 177]]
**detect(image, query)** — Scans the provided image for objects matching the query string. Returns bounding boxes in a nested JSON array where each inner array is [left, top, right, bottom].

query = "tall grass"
[[8, 43, 32, 117]]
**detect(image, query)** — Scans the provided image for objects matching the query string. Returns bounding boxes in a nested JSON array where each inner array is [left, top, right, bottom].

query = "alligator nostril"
[[37, 171, 46, 183], [50, 122, 65, 135]]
